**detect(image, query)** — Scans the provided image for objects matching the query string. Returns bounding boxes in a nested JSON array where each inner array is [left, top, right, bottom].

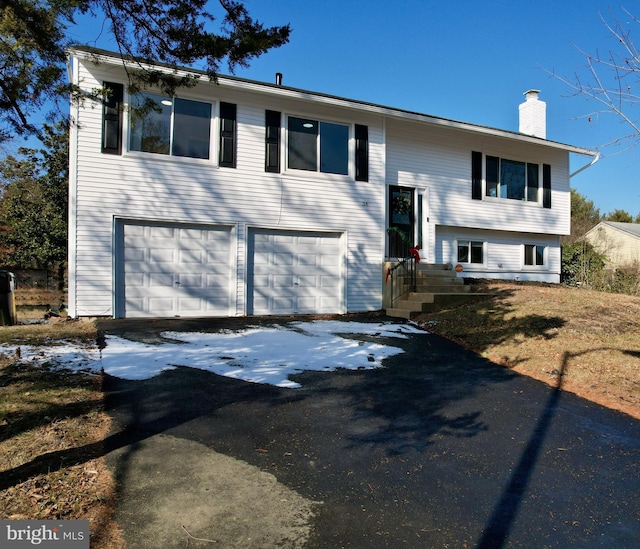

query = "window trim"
[[219, 101, 237, 168], [125, 92, 221, 164], [456, 239, 486, 266], [472, 151, 550, 207], [102, 81, 124, 155], [265, 110, 281, 173], [485, 155, 541, 203], [523, 243, 547, 268], [284, 114, 356, 179]]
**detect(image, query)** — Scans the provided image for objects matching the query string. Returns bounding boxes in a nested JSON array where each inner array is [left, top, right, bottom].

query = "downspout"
[[570, 152, 600, 178]]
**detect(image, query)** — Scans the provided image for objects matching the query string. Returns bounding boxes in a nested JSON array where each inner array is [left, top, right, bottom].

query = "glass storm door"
[[388, 186, 414, 258]]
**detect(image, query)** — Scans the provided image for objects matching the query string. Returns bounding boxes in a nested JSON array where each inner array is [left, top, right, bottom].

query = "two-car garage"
[[115, 220, 344, 318]]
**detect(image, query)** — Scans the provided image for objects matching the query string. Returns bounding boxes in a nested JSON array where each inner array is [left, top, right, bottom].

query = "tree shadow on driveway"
[[95, 314, 640, 548]]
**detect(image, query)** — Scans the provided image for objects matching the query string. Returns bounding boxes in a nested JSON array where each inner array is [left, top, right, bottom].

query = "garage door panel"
[[177, 274, 204, 287], [179, 249, 205, 264], [298, 254, 318, 266], [149, 248, 175, 263], [272, 275, 294, 288], [125, 247, 146, 261], [180, 228, 204, 240], [147, 297, 174, 313], [146, 273, 171, 287], [320, 275, 339, 288], [248, 229, 343, 315], [150, 226, 174, 237], [274, 253, 294, 266], [118, 221, 232, 318]]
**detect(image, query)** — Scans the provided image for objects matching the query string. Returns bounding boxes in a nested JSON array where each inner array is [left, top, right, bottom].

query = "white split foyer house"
[[66, 47, 598, 319]]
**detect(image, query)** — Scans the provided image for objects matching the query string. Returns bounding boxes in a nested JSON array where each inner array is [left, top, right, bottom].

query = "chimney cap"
[[523, 89, 541, 100]]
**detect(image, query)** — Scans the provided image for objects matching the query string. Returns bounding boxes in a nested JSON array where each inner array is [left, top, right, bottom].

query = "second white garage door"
[[247, 229, 344, 315], [117, 221, 233, 318]]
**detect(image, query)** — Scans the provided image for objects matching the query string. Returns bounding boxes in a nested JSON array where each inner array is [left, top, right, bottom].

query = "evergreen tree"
[[0, 122, 68, 282], [565, 188, 601, 244], [0, 0, 290, 142], [606, 209, 634, 223]]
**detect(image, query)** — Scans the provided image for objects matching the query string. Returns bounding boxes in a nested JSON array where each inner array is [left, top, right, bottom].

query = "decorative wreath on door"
[[392, 193, 412, 215]]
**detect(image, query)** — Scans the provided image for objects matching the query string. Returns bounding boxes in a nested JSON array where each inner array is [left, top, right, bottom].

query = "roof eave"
[[68, 46, 598, 158]]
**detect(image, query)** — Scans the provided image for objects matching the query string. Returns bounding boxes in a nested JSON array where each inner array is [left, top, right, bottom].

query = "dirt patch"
[[416, 281, 640, 420], [107, 434, 319, 548]]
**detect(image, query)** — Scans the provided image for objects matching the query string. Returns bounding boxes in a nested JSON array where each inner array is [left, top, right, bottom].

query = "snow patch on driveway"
[[2, 320, 425, 388]]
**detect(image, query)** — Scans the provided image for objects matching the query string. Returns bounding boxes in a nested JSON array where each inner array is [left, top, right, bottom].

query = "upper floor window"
[[472, 151, 551, 208], [486, 156, 539, 201], [129, 93, 212, 160], [524, 244, 546, 266], [288, 117, 349, 175], [458, 240, 484, 264]]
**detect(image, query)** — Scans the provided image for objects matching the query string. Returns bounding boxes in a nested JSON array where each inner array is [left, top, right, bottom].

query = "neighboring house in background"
[[584, 222, 640, 269], [66, 47, 597, 319]]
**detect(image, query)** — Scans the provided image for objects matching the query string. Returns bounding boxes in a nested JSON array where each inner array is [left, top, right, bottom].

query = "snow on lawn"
[[1, 320, 425, 388]]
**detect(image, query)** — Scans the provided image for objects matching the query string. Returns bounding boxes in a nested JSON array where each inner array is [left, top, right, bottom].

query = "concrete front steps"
[[386, 263, 488, 320]]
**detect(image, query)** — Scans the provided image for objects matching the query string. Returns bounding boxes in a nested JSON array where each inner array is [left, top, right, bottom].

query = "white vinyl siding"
[[68, 50, 581, 317], [385, 118, 570, 237], [69, 57, 384, 317], [437, 227, 561, 283]]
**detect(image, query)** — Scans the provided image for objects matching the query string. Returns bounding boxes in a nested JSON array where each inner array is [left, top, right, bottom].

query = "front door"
[[388, 186, 414, 258]]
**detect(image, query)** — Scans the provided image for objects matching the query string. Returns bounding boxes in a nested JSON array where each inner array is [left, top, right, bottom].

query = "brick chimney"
[[519, 89, 546, 139]]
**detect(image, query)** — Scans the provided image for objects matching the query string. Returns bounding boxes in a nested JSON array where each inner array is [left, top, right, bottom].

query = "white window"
[[287, 117, 349, 175], [458, 240, 484, 264], [524, 244, 546, 266], [129, 93, 212, 159], [486, 156, 539, 202]]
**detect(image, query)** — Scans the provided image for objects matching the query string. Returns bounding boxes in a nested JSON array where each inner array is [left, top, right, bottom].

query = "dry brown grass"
[[0, 313, 124, 548], [1, 283, 639, 549], [415, 280, 640, 420]]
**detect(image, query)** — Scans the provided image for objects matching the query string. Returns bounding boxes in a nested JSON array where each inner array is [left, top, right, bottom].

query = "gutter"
[[570, 152, 600, 178]]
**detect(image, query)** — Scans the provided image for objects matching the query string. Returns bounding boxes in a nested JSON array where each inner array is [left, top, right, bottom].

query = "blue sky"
[[68, 0, 639, 216]]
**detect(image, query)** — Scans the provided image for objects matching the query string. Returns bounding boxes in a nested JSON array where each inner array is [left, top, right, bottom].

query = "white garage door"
[[117, 221, 232, 318], [248, 229, 343, 315]]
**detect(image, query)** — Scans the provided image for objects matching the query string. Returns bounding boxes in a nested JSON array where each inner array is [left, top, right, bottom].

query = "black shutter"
[[543, 164, 551, 208], [219, 102, 236, 168], [355, 124, 368, 182], [102, 82, 123, 154], [265, 110, 280, 173], [472, 151, 483, 199]]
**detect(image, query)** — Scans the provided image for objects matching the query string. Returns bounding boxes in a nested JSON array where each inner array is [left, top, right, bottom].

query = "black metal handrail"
[[387, 256, 417, 306]]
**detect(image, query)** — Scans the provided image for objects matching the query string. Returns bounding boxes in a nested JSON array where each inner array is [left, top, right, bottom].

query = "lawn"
[[415, 280, 640, 421], [0, 302, 123, 548], [0, 282, 639, 549]]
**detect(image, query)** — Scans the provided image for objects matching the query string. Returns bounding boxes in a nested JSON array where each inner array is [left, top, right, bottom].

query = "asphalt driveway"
[[98, 315, 640, 548]]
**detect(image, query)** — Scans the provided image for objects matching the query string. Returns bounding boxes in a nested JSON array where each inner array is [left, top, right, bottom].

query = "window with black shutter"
[[355, 124, 368, 182], [473, 151, 546, 204], [543, 164, 551, 208], [471, 151, 482, 199], [102, 82, 124, 154], [219, 102, 237, 168], [265, 110, 280, 172]]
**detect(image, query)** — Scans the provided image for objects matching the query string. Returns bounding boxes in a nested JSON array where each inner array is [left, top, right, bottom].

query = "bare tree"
[[550, 8, 640, 152]]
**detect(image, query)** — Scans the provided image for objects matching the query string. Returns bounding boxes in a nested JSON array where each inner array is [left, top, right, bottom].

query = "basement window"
[[524, 244, 546, 266], [458, 241, 484, 264]]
